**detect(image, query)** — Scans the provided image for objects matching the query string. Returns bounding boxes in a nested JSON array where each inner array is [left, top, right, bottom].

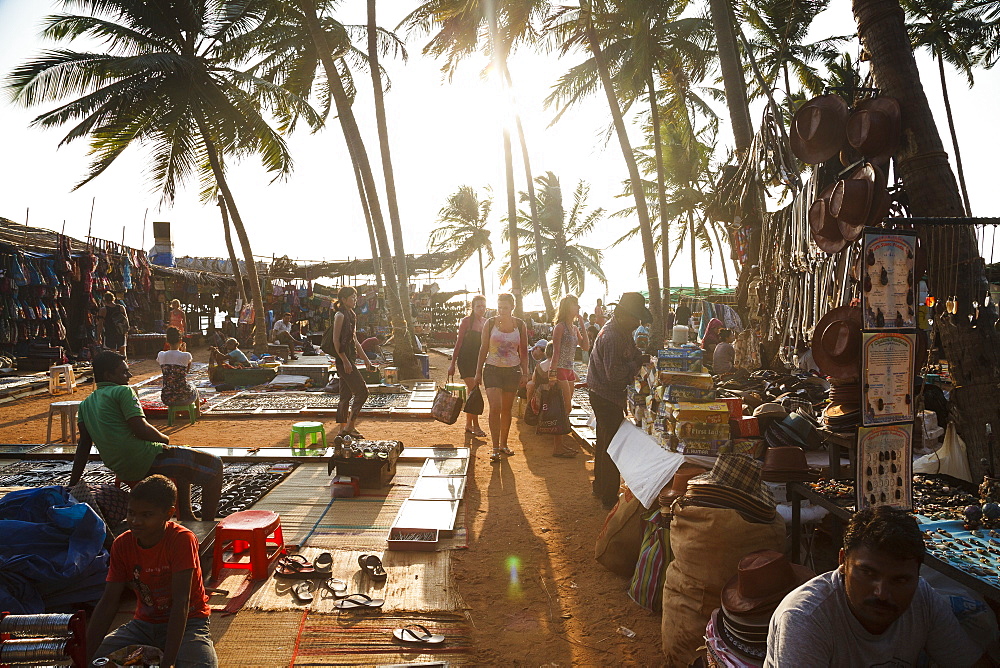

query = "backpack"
[[320, 324, 336, 355]]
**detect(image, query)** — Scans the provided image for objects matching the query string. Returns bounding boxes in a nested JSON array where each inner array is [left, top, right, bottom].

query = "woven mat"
[[213, 611, 303, 667], [245, 547, 463, 613], [250, 463, 333, 546], [291, 611, 472, 666], [303, 462, 468, 551]]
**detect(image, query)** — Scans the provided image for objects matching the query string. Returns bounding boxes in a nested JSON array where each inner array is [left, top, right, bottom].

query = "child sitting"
[[526, 342, 555, 414], [86, 475, 217, 668]]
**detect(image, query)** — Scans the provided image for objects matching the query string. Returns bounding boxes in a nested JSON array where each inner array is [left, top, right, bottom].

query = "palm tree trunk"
[[688, 210, 699, 295], [708, 0, 753, 150], [367, 0, 414, 322], [648, 71, 670, 334], [296, 0, 420, 378], [581, 0, 663, 334], [199, 126, 266, 350], [502, 64, 554, 320], [352, 156, 384, 296], [478, 247, 485, 295], [217, 193, 246, 304], [854, 0, 1000, 480], [709, 221, 730, 288], [937, 53, 972, 216]]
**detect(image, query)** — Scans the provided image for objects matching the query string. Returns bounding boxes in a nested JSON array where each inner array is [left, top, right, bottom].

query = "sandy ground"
[[0, 347, 664, 665]]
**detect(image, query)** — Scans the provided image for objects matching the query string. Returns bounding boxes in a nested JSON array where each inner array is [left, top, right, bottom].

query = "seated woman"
[[157, 328, 198, 408], [224, 338, 253, 367]]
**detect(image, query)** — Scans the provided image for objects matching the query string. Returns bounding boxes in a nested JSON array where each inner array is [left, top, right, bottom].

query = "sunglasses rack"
[[0, 611, 87, 668]]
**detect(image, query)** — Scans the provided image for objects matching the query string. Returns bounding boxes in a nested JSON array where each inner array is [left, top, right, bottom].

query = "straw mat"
[[251, 463, 333, 546], [213, 610, 303, 667], [291, 611, 472, 666], [245, 547, 463, 613]]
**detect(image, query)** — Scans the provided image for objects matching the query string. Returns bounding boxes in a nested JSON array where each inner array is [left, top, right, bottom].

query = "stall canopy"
[[152, 264, 236, 289], [268, 251, 461, 280]]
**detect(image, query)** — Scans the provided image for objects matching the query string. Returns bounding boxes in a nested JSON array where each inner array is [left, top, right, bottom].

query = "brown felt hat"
[[809, 183, 848, 254], [846, 97, 901, 165], [722, 550, 815, 615], [812, 306, 862, 379], [760, 445, 821, 482], [833, 164, 891, 242], [790, 95, 850, 164], [659, 464, 710, 507]]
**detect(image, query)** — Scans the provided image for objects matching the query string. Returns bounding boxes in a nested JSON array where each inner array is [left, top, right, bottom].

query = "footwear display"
[[314, 552, 333, 575], [275, 555, 316, 579], [392, 624, 446, 645], [291, 580, 315, 604], [334, 593, 385, 609], [321, 578, 348, 598], [358, 554, 387, 581]]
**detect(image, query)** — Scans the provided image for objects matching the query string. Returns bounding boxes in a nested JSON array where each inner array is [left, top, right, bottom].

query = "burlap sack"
[[660, 504, 785, 667], [594, 486, 646, 576]]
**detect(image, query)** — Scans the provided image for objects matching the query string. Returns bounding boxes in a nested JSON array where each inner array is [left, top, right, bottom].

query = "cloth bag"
[[594, 486, 646, 576], [523, 396, 540, 426], [431, 386, 464, 425], [628, 509, 671, 612], [536, 386, 571, 435], [913, 423, 974, 482], [464, 386, 484, 415], [660, 503, 785, 667]]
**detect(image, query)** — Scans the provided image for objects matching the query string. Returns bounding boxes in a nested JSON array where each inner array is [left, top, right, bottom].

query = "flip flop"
[[358, 554, 388, 581], [275, 556, 316, 579], [500, 447, 515, 456], [392, 624, 446, 645], [321, 578, 348, 598], [314, 552, 333, 575], [334, 593, 384, 610], [291, 580, 315, 604]]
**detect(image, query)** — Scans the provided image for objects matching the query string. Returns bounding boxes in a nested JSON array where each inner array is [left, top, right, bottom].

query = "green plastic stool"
[[167, 402, 199, 426], [290, 421, 327, 449], [445, 382, 467, 401]]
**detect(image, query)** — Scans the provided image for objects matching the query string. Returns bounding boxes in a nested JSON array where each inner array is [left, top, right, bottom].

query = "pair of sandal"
[[291, 576, 351, 604], [465, 427, 487, 437], [331, 555, 388, 610], [490, 446, 515, 463]]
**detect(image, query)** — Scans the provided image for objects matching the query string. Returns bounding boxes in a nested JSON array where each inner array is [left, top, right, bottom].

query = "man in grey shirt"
[[766, 506, 984, 667]]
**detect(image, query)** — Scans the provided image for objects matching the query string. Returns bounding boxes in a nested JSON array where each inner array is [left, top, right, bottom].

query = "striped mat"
[[290, 611, 472, 666]]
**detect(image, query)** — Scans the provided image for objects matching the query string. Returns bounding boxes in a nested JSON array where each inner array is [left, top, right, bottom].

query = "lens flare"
[[506, 555, 522, 598]]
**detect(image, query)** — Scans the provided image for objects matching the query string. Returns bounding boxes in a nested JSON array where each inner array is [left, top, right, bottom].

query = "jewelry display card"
[[861, 230, 917, 330], [857, 423, 913, 511], [862, 332, 915, 426]]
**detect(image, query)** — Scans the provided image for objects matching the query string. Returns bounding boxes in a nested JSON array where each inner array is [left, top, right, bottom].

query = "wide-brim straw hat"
[[790, 95, 849, 164], [688, 453, 774, 507], [847, 96, 901, 165], [812, 306, 862, 379], [721, 549, 815, 615]]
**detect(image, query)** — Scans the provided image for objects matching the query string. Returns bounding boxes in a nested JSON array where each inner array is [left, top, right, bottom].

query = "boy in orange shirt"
[[86, 475, 217, 667]]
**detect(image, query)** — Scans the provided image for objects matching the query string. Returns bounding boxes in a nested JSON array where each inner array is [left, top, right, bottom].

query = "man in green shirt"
[[70, 352, 223, 522]]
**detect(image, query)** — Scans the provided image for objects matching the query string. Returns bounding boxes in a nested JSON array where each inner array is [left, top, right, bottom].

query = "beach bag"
[[536, 386, 571, 435], [431, 386, 464, 425], [594, 486, 645, 576], [464, 386, 484, 415], [320, 325, 336, 355], [628, 509, 670, 612]]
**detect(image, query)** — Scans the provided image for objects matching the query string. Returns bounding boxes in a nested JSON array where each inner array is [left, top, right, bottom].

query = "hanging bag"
[[536, 386, 571, 435], [523, 395, 540, 426], [431, 386, 464, 425], [464, 386, 484, 415], [628, 509, 670, 612]]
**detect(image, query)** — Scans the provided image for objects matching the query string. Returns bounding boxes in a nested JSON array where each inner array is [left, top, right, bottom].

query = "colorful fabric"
[[157, 350, 197, 405], [79, 382, 163, 481], [107, 522, 211, 623], [628, 510, 669, 611], [554, 321, 578, 371], [484, 319, 522, 367], [146, 446, 222, 488], [168, 307, 185, 334]]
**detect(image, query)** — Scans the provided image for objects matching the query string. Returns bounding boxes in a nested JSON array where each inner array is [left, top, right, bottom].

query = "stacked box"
[[667, 401, 731, 455], [730, 416, 760, 438], [657, 347, 704, 373]]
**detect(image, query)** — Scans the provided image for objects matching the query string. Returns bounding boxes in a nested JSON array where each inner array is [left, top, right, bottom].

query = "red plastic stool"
[[211, 510, 285, 581]]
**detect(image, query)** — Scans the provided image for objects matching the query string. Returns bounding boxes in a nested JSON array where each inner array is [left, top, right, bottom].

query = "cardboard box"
[[730, 416, 760, 438], [722, 438, 767, 458], [328, 475, 360, 498], [678, 439, 730, 456], [657, 347, 704, 373], [668, 402, 730, 423], [662, 385, 717, 402], [657, 371, 714, 389], [674, 421, 731, 440], [721, 397, 744, 420]]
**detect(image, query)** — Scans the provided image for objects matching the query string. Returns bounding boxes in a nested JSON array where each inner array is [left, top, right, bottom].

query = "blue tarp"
[[0, 486, 109, 613]]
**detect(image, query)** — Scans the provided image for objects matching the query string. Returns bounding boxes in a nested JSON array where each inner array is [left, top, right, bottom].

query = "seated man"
[[223, 337, 254, 367], [360, 334, 384, 361], [766, 506, 985, 667], [87, 475, 217, 668], [271, 312, 299, 360], [70, 352, 223, 522]]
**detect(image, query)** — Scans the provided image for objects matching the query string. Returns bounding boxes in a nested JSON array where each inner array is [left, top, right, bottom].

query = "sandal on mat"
[[358, 554, 387, 581], [392, 624, 445, 645], [291, 580, 315, 604], [314, 552, 333, 575], [321, 578, 348, 598], [275, 555, 316, 579], [334, 593, 384, 610]]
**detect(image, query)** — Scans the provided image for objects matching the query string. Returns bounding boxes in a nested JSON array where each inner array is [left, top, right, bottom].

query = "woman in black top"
[[449, 295, 487, 437], [332, 286, 374, 441], [98, 291, 130, 358]]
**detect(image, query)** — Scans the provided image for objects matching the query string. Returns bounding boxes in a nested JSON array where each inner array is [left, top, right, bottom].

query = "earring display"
[[861, 230, 916, 330], [856, 424, 912, 511]]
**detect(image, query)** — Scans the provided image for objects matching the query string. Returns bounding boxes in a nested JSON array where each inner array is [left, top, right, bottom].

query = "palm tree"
[[428, 186, 494, 295], [6, 0, 319, 350], [501, 172, 606, 299]]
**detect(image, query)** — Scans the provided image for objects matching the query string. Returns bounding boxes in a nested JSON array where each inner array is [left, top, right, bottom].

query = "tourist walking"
[[332, 286, 374, 442], [588, 292, 651, 509], [474, 293, 528, 463], [594, 298, 607, 326], [167, 299, 187, 352], [549, 295, 589, 458], [157, 327, 198, 408], [449, 295, 487, 437], [98, 291, 130, 359]]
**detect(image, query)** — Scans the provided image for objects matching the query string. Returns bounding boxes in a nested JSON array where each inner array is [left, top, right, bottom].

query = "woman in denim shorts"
[[474, 293, 528, 462]]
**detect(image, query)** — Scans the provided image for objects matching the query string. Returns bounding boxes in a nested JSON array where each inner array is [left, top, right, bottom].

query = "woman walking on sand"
[[474, 293, 528, 463], [332, 286, 374, 442], [450, 295, 488, 437], [549, 295, 589, 458], [167, 299, 187, 351]]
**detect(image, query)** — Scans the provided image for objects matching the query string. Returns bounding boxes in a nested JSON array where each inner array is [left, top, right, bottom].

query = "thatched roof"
[[270, 251, 461, 280], [152, 264, 236, 288]]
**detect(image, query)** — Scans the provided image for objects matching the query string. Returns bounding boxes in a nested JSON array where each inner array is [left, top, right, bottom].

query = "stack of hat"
[[753, 402, 788, 440], [709, 550, 816, 664], [761, 445, 821, 482], [809, 163, 891, 254], [823, 377, 861, 432], [812, 305, 862, 379], [790, 94, 901, 167], [658, 464, 709, 509], [765, 412, 821, 451], [685, 454, 776, 523]]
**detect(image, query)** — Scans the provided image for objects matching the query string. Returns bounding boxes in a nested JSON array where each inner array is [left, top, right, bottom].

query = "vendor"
[[766, 506, 985, 667], [223, 338, 253, 367], [713, 328, 736, 374], [360, 334, 384, 361], [587, 292, 651, 509], [271, 312, 299, 360], [69, 352, 223, 522]]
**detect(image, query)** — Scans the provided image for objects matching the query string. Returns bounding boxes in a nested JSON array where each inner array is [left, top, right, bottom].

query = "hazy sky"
[[0, 0, 997, 311]]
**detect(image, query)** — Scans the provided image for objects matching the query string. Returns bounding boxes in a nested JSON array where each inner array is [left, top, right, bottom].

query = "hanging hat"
[[809, 183, 848, 254], [721, 550, 815, 616], [790, 95, 850, 164], [688, 453, 774, 507], [846, 96, 901, 165], [832, 164, 891, 242], [812, 306, 862, 379], [761, 445, 821, 482]]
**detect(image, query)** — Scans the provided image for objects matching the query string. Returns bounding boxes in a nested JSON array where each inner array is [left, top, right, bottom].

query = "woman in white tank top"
[[474, 293, 528, 462]]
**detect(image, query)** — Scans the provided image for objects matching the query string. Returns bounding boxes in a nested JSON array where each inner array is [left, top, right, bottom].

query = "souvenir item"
[[857, 423, 913, 511], [790, 94, 850, 164]]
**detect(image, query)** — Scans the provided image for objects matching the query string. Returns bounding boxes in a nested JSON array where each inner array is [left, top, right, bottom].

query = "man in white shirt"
[[766, 506, 985, 667], [271, 312, 299, 360]]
